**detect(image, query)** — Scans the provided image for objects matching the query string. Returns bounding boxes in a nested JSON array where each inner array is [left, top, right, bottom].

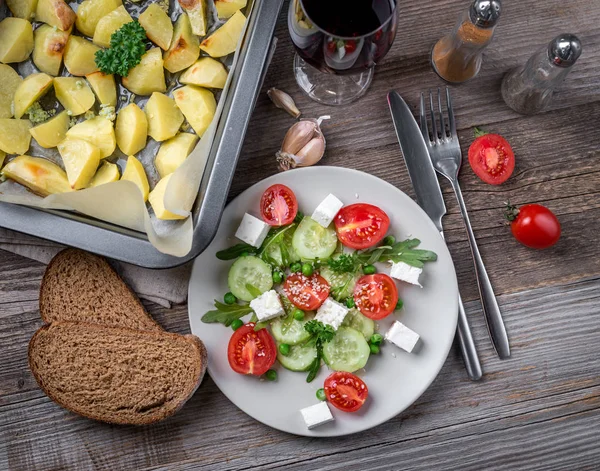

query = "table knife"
[[387, 90, 482, 381]]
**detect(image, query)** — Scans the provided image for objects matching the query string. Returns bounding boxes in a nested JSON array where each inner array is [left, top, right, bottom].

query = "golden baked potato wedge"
[[0, 65, 22, 118], [57, 138, 101, 190], [173, 85, 216, 138], [63, 36, 100, 76], [2, 155, 71, 196], [200, 11, 246, 58], [7, 0, 38, 20], [36, 0, 76, 31], [13, 73, 54, 119], [115, 103, 148, 155], [178, 0, 207, 36], [89, 161, 120, 187], [121, 155, 149, 201], [66, 116, 116, 159], [86, 72, 117, 107], [29, 110, 69, 148], [0, 18, 34, 63], [33, 25, 70, 76], [145, 92, 184, 142], [93, 5, 133, 48], [0, 119, 32, 154], [163, 13, 200, 73], [76, 0, 123, 38], [139, 3, 173, 50], [215, 0, 247, 19], [180, 57, 228, 89], [149, 174, 186, 220], [54, 77, 95, 116], [122, 48, 166, 96], [155, 132, 198, 178]]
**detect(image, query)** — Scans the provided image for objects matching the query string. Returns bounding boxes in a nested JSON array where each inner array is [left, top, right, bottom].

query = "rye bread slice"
[[29, 321, 207, 425], [39, 249, 161, 331]]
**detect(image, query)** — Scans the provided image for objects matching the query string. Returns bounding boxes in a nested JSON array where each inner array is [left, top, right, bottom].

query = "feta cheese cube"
[[250, 290, 285, 322], [235, 213, 270, 248], [315, 298, 349, 330], [390, 261, 423, 287], [385, 321, 420, 353], [311, 194, 344, 228], [300, 401, 334, 429]]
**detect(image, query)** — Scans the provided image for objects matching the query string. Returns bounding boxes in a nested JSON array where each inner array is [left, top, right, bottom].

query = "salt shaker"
[[501, 34, 582, 115], [431, 0, 502, 83]]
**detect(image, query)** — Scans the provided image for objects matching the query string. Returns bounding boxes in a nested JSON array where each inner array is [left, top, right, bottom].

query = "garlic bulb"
[[267, 88, 301, 118], [276, 116, 329, 171]]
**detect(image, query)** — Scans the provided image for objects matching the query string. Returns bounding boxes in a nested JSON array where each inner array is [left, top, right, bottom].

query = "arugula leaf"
[[245, 284, 263, 298], [356, 239, 437, 267], [303, 320, 335, 383], [216, 243, 256, 260], [258, 224, 297, 268], [329, 272, 358, 302], [95, 21, 147, 77], [202, 301, 253, 326]]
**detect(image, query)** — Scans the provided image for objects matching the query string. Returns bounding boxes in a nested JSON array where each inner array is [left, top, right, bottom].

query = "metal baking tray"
[[0, 0, 284, 269]]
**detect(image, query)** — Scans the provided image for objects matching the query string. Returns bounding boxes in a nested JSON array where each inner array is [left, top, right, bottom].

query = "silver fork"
[[420, 88, 511, 360]]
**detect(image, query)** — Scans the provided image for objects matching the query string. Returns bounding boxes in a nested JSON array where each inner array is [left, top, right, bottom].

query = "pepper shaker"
[[501, 34, 582, 115], [431, 0, 502, 83]]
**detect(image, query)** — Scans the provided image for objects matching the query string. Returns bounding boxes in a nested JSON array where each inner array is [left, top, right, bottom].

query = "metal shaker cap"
[[548, 34, 582, 67], [469, 0, 502, 28]]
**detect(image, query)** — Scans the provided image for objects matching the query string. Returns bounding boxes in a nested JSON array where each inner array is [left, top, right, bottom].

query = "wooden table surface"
[[2, 0, 600, 469]]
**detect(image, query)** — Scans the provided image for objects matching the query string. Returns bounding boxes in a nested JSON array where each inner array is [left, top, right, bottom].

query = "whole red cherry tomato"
[[505, 203, 561, 249]]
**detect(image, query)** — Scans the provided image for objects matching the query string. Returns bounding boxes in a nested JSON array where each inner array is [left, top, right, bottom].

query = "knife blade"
[[387, 90, 482, 381]]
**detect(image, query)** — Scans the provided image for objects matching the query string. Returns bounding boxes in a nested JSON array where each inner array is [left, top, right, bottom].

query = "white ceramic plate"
[[188, 166, 458, 437]]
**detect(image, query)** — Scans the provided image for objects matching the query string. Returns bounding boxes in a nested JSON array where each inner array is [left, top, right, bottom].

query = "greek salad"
[[202, 184, 438, 429]]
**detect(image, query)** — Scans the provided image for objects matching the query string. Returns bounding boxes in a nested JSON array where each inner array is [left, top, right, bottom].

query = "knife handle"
[[457, 294, 482, 381]]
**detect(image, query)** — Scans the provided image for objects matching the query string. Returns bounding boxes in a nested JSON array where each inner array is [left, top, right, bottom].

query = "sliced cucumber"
[[277, 342, 318, 371], [342, 309, 375, 340], [323, 327, 370, 373], [271, 313, 314, 345], [320, 266, 359, 301], [292, 217, 338, 260], [227, 256, 273, 302]]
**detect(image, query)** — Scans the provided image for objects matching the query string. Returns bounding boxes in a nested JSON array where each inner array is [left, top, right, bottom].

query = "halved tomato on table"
[[324, 371, 369, 412], [468, 133, 515, 185], [334, 203, 390, 250], [260, 184, 298, 226], [353, 274, 398, 320], [227, 323, 277, 376], [283, 273, 330, 311]]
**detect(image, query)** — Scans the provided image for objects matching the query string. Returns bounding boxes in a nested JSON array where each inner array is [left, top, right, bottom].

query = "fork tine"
[[437, 88, 446, 140], [446, 87, 457, 138], [428, 90, 438, 144], [419, 93, 430, 143]]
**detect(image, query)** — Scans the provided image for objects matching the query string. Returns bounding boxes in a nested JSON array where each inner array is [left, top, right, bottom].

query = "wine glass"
[[288, 0, 399, 106]]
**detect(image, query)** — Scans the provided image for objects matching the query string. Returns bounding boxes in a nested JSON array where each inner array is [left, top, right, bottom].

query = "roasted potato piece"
[[155, 132, 198, 178], [66, 116, 116, 159], [122, 48, 166, 96], [0, 119, 32, 154], [163, 13, 200, 73], [2, 155, 71, 196], [76, 0, 123, 38], [0, 18, 34, 64], [33, 25, 70, 76], [115, 103, 148, 155], [13, 73, 54, 119], [215, 0, 247, 19], [139, 3, 173, 50], [180, 57, 228, 89], [29, 111, 69, 148], [149, 174, 186, 220], [89, 161, 120, 187], [57, 138, 101, 190], [121, 155, 149, 201], [145, 92, 184, 142], [173, 85, 216, 138], [63, 36, 100, 76], [0, 65, 22, 118], [7, 0, 38, 20], [86, 72, 117, 107], [36, 0, 76, 31], [93, 5, 133, 48], [54, 77, 95, 116], [178, 0, 207, 36], [200, 11, 246, 58]]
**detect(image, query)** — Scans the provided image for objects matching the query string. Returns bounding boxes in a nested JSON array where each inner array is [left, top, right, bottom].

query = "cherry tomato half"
[[345, 40, 357, 53], [283, 273, 330, 311], [468, 133, 515, 185], [353, 274, 398, 320], [506, 203, 561, 249], [334, 204, 390, 250], [227, 323, 277, 376], [260, 184, 298, 226], [324, 371, 369, 412]]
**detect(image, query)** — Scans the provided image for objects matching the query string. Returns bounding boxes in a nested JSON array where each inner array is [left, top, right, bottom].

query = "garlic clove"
[[267, 88, 301, 118], [295, 136, 325, 165], [280, 120, 317, 155]]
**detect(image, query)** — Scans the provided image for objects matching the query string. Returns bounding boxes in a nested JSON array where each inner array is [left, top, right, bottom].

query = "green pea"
[[301, 263, 314, 277], [293, 308, 305, 321], [316, 388, 326, 401], [396, 299, 404, 310], [369, 343, 380, 355], [278, 343, 290, 356], [363, 264, 376, 275], [272, 271, 283, 284], [231, 319, 244, 331], [224, 292, 237, 305], [290, 262, 302, 272], [265, 369, 278, 381], [383, 235, 396, 246], [370, 333, 383, 345]]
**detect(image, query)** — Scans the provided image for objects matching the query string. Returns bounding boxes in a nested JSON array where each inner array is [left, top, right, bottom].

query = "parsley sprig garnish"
[[303, 320, 335, 383], [95, 21, 147, 77]]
